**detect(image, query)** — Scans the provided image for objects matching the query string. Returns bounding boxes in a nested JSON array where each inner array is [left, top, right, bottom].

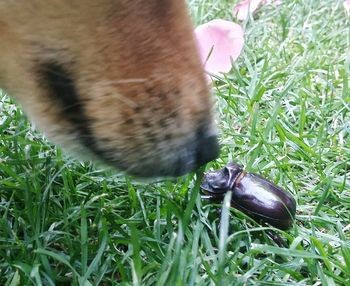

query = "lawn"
[[1, 0, 350, 285]]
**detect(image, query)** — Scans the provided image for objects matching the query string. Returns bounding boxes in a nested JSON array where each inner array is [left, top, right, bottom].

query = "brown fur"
[[0, 0, 218, 177]]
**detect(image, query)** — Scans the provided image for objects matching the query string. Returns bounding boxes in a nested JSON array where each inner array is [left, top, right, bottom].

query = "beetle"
[[201, 162, 296, 230]]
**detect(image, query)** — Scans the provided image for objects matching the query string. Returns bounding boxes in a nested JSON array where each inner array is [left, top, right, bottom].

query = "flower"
[[344, 0, 350, 15], [195, 19, 244, 78], [233, 0, 281, 21], [233, 0, 263, 21]]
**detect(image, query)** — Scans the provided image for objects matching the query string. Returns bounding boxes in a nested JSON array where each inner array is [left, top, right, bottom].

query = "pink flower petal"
[[233, 0, 264, 21], [345, 0, 350, 15], [195, 19, 244, 77]]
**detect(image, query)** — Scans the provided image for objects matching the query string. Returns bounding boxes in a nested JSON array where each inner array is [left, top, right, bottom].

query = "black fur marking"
[[133, 105, 142, 112], [125, 118, 134, 125], [164, 134, 172, 141], [38, 62, 109, 159], [41, 63, 84, 124], [143, 121, 151, 128]]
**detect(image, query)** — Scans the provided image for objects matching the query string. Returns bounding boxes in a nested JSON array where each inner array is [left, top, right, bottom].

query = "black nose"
[[194, 128, 220, 168]]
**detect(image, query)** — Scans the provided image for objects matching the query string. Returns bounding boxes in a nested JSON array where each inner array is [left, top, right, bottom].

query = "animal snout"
[[125, 123, 219, 178], [169, 126, 219, 177], [194, 126, 220, 169]]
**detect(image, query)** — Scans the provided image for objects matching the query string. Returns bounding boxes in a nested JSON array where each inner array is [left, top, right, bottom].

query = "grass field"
[[1, 0, 350, 285]]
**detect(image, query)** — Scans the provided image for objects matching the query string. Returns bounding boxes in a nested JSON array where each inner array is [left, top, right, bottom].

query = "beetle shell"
[[232, 173, 296, 230], [201, 162, 297, 230]]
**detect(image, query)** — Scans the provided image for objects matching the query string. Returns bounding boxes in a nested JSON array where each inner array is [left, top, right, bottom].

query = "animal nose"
[[194, 127, 220, 169]]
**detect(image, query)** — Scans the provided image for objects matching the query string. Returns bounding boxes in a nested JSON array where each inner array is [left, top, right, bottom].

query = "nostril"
[[195, 131, 220, 168]]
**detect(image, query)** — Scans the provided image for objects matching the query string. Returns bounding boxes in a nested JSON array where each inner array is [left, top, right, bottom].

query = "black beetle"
[[201, 162, 296, 230]]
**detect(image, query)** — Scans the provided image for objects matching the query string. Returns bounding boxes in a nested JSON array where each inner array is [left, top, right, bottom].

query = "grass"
[[1, 0, 350, 285]]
